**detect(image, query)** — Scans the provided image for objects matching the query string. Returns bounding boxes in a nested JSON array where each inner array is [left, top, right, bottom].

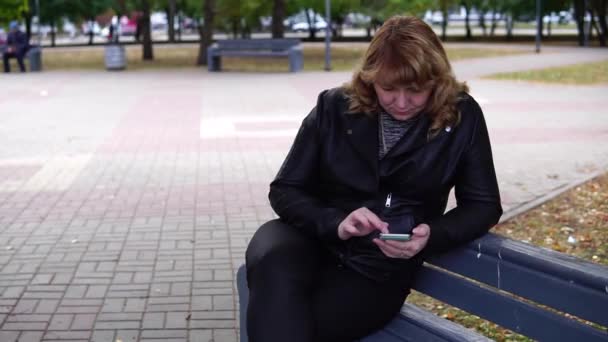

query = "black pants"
[[245, 220, 414, 342], [3, 51, 26, 73]]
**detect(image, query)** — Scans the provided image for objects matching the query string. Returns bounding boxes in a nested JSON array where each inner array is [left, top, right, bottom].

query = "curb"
[[500, 167, 608, 223]]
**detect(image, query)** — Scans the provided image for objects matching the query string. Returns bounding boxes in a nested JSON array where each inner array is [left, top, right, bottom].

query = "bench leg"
[[237, 265, 249, 342], [289, 52, 303, 73], [208, 55, 221, 72]]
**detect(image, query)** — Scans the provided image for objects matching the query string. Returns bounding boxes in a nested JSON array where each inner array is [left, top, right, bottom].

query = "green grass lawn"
[[38, 44, 528, 72], [514, 22, 577, 30], [488, 59, 608, 84]]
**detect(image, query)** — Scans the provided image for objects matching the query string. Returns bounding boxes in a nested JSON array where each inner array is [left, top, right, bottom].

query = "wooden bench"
[[207, 39, 303, 73], [236, 232, 608, 341]]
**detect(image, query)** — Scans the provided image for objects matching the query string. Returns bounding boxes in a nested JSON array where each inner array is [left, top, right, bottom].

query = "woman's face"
[[373, 83, 431, 121]]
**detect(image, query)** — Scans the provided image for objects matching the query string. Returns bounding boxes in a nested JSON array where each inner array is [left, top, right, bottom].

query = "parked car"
[[62, 20, 77, 38], [424, 10, 444, 25], [543, 11, 573, 24], [82, 21, 102, 35], [285, 10, 328, 32], [345, 12, 371, 28], [292, 18, 327, 32]]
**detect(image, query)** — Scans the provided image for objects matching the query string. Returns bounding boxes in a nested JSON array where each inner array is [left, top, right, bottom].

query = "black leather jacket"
[[269, 87, 502, 281]]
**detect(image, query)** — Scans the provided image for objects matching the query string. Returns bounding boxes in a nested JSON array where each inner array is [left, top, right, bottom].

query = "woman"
[[245, 15, 502, 342]]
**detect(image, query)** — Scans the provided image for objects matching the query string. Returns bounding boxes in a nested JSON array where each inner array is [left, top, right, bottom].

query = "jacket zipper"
[[385, 192, 392, 208]]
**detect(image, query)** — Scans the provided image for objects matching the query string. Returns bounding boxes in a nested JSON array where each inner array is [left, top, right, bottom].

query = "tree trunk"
[[142, 0, 154, 60], [232, 18, 239, 39], [490, 11, 498, 36], [441, 12, 448, 40], [490, 1, 499, 37], [463, 2, 472, 39], [88, 18, 95, 45], [271, 0, 285, 38], [335, 19, 344, 37], [590, 12, 598, 42], [592, 0, 607, 46], [574, 0, 586, 46], [177, 12, 183, 41], [241, 20, 251, 39], [50, 20, 56, 47], [479, 11, 487, 36], [506, 15, 513, 39], [24, 14, 32, 42], [168, 0, 176, 42], [197, 0, 215, 65], [305, 8, 316, 39]]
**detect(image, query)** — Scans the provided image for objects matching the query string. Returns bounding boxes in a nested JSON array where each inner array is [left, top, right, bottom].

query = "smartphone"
[[379, 233, 412, 241]]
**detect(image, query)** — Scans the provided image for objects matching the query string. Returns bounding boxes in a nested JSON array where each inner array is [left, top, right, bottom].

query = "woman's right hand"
[[338, 207, 388, 240]]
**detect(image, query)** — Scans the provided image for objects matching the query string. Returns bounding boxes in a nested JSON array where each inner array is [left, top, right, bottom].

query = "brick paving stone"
[[2, 322, 48, 330], [34, 300, 60, 314], [65, 285, 87, 298], [70, 313, 97, 330], [48, 314, 73, 330], [141, 329, 188, 339], [18, 331, 44, 342], [90, 330, 115, 342]]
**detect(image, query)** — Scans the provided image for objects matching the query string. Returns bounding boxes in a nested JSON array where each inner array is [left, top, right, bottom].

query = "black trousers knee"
[[245, 219, 414, 342], [3, 52, 26, 73]]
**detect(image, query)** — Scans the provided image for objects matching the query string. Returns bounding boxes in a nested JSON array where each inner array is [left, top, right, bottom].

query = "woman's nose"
[[395, 91, 409, 108]]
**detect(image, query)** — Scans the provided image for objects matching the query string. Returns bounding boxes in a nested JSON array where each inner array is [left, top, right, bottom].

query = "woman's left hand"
[[373, 223, 430, 259]]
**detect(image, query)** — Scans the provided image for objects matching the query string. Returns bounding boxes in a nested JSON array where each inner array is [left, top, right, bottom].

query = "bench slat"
[[428, 233, 608, 326], [361, 304, 492, 342], [469, 233, 608, 289], [413, 265, 608, 342], [210, 50, 290, 57], [215, 38, 300, 50]]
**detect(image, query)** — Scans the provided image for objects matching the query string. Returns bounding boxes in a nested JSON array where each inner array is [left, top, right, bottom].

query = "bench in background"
[[237, 232, 608, 341], [207, 39, 303, 73]]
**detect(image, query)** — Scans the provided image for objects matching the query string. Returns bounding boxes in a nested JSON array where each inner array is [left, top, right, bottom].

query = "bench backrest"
[[215, 38, 300, 51], [415, 233, 608, 341]]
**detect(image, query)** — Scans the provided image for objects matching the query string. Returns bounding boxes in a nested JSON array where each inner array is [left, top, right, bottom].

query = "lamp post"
[[324, 0, 331, 71]]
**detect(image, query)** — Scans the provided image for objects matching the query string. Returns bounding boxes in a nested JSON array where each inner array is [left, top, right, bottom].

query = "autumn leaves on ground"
[[495, 173, 607, 266], [409, 173, 607, 341]]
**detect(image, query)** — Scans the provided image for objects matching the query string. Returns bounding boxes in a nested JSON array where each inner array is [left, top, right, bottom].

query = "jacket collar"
[[344, 112, 432, 171], [384, 113, 431, 159]]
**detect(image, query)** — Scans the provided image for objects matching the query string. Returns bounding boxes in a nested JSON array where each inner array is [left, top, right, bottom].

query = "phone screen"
[[379, 233, 412, 241]]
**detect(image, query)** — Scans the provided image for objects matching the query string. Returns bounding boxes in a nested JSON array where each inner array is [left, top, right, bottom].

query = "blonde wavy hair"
[[344, 15, 468, 138]]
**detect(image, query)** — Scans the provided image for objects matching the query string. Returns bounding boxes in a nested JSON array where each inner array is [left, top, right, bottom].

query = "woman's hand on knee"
[[338, 207, 388, 240]]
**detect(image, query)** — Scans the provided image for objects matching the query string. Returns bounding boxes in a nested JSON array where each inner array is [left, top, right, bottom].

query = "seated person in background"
[[245, 15, 502, 342], [3, 21, 29, 73]]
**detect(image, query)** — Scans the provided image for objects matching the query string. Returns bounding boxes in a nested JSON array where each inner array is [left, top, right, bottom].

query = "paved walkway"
[[0, 44, 607, 342]]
